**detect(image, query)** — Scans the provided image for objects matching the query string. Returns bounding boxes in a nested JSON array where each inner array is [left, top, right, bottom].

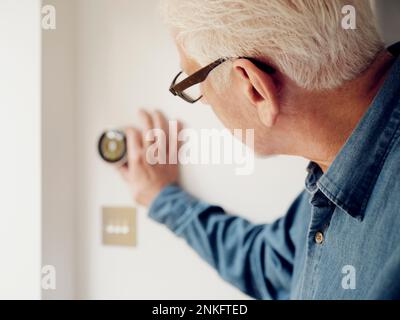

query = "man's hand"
[[118, 110, 181, 207]]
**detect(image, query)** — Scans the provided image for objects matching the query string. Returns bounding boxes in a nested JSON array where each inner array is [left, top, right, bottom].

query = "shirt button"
[[315, 231, 324, 244]]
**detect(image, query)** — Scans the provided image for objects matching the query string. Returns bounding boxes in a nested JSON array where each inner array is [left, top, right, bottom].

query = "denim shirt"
[[149, 43, 400, 300]]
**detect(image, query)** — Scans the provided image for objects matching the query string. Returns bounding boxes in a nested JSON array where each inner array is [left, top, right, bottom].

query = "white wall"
[[74, 0, 307, 299], [7, 0, 395, 301], [41, 0, 76, 299], [0, 0, 42, 299], [1, 0, 395, 301]]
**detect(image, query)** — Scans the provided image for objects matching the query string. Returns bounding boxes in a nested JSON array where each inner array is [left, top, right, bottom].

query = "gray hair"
[[161, 0, 384, 90]]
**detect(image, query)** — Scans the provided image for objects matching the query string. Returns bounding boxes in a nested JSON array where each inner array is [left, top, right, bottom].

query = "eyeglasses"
[[169, 57, 275, 104]]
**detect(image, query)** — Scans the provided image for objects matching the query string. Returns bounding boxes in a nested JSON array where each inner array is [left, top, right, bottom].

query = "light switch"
[[102, 207, 136, 247]]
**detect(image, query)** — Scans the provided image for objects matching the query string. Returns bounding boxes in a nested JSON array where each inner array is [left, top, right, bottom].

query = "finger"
[[139, 109, 154, 148], [153, 110, 169, 150], [176, 120, 184, 150], [166, 119, 182, 163], [118, 165, 129, 181], [125, 127, 143, 167], [153, 110, 169, 133], [176, 120, 184, 133]]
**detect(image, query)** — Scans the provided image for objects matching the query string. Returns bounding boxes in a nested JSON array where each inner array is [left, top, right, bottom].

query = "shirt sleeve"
[[148, 183, 305, 300]]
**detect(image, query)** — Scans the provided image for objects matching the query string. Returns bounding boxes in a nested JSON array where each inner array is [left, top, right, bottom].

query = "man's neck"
[[285, 50, 396, 172]]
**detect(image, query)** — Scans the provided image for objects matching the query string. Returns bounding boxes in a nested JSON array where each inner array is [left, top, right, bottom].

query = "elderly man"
[[117, 0, 400, 299]]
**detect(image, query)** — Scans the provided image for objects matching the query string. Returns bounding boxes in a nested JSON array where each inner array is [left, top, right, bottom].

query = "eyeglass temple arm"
[[170, 58, 228, 94], [170, 57, 275, 95]]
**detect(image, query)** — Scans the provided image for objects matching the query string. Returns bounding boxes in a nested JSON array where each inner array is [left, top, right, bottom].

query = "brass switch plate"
[[102, 207, 136, 247]]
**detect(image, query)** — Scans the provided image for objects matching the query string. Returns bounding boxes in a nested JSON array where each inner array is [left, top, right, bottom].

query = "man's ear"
[[232, 59, 280, 127]]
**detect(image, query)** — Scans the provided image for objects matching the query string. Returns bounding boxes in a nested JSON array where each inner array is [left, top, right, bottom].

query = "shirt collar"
[[306, 43, 400, 221]]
